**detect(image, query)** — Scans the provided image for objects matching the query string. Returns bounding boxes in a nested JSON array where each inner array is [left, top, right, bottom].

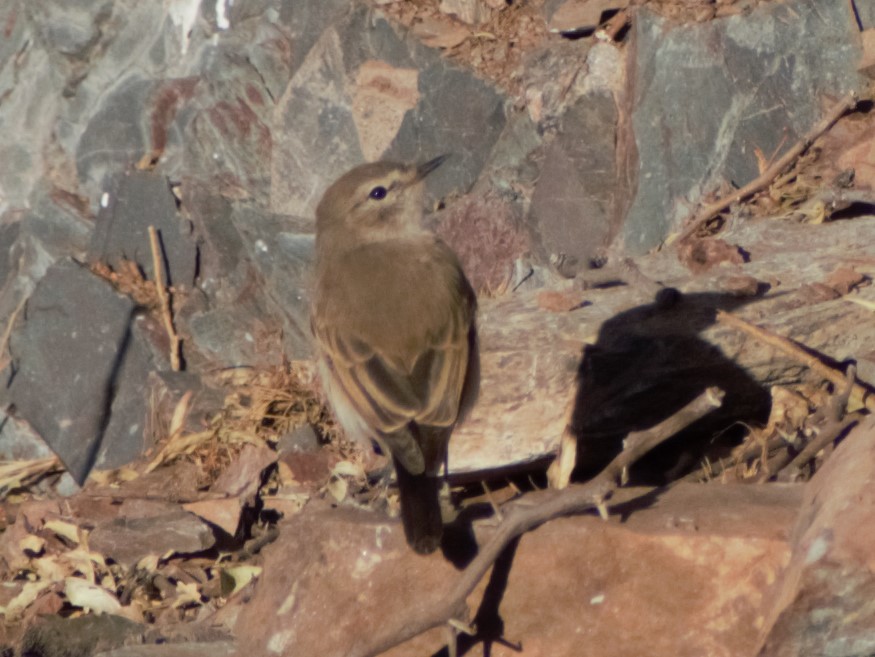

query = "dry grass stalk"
[[676, 91, 860, 243], [0, 457, 63, 498], [146, 361, 334, 477]]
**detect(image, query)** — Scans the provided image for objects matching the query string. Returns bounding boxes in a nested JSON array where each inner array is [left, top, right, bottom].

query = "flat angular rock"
[[431, 192, 531, 293], [177, 181, 314, 365], [88, 505, 215, 568], [222, 483, 798, 657], [88, 170, 197, 287], [27, 0, 109, 59], [623, 0, 866, 253], [5, 260, 145, 483], [477, 484, 797, 657], [216, 501, 460, 657], [529, 91, 619, 268], [271, 4, 506, 217], [75, 76, 157, 193], [757, 416, 875, 657], [0, 412, 53, 461], [228, 207, 315, 359]]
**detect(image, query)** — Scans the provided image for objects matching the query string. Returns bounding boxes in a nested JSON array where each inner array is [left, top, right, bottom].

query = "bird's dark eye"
[[369, 186, 387, 200]]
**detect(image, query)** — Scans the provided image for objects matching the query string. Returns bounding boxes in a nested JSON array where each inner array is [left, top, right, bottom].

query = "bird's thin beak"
[[416, 155, 448, 181]]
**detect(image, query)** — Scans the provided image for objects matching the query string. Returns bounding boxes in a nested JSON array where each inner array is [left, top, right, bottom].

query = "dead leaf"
[[330, 460, 366, 480], [211, 443, 277, 500], [172, 580, 203, 609], [170, 390, 194, 437], [720, 275, 762, 297], [183, 498, 243, 536], [32, 556, 67, 582], [218, 565, 262, 597], [0, 581, 52, 619], [413, 16, 471, 49], [64, 577, 122, 615], [327, 475, 348, 503], [797, 283, 842, 303], [767, 387, 811, 436], [44, 519, 81, 545], [19, 534, 46, 556]]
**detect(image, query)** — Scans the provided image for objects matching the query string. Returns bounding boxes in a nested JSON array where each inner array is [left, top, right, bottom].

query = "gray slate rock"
[[20, 614, 145, 657], [0, 411, 53, 461], [178, 186, 288, 368], [230, 207, 314, 358], [26, 0, 111, 59], [5, 259, 153, 482], [74, 76, 157, 196], [88, 507, 216, 567], [529, 91, 619, 269], [272, 4, 507, 217], [622, 0, 866, 253], [88, 170, 197, 287], [180, 182, 314, 365]]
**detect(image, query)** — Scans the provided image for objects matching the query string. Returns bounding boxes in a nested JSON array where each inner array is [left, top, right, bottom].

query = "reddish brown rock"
[[85, 500, 216, 568], [221, 483, 798, 657], [677, 237, 746, 274], [756, 416, 875, 657], [431, 192, 531, 294], [218, 500, 460, 657]]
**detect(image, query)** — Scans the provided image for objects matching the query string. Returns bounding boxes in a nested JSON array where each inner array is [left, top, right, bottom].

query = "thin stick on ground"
[[778, 365, 860, 480], [716, 310, 875, 412], [148, 225, 182, 371], [349, 386, 725, 657], [676, 91, 859, 244]]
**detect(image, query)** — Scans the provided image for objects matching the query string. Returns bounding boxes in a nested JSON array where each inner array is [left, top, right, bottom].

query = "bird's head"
[[315, 156, 446, 250]]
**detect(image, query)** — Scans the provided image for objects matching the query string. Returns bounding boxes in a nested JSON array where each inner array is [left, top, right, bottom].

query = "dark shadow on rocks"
[[441, 503, 491, 569], [569, 291, 772, 485], [80, 306, 137, 483], [433, 536, 523, 657]]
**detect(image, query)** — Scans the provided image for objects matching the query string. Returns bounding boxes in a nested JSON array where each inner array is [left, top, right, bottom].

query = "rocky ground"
[[1, 0, 875, 655]]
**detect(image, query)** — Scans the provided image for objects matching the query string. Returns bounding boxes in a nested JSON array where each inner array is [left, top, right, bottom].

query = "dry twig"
[[349, 387, 725, 657], [596, 8, 630, 42], [777, 365, 860, 480], [676, 91, 860, 243], [716, 310, 875, 412], [148, 225, 182, 371], [0, 457, 63, 497]]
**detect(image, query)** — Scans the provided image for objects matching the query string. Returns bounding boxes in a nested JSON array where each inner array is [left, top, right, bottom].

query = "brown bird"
[[310, 156, 478, 554]]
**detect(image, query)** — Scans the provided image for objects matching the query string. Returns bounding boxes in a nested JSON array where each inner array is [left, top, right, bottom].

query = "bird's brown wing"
[[312, 296, 472, 475]]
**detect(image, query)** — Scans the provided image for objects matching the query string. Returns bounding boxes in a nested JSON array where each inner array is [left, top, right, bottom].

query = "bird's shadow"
[[434, 289, 773, 655], [569, 289, 771, 484]]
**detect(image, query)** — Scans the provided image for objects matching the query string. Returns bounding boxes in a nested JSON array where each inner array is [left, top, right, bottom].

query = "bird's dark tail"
[[393, 455, 443, 555]]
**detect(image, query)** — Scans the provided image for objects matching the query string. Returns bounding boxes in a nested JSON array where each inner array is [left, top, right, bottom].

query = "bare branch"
[[676, 91, 860, 244], [350, 387, 725, 657], [716, 310, 875, 412]]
